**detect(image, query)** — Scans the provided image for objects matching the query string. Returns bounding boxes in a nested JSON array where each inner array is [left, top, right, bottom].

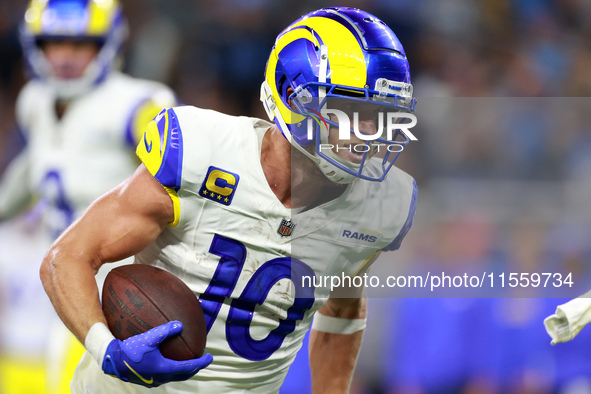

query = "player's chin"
[[52, 68, 85, 80]]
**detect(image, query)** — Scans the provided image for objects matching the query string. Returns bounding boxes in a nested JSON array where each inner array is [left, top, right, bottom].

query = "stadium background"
[[1, 0, 591, 393]]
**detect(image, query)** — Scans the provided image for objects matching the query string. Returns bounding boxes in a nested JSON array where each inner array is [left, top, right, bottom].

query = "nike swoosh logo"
[[144, 133, 153, 153], [123, 360, 154, 385]]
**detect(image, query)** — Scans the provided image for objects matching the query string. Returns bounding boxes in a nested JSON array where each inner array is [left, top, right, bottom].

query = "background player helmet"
[[20, 0, 128, 99], [261, 7, 417, 183]]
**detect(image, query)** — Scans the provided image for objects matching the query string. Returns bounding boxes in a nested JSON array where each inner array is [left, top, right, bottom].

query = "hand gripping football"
[[102, 264, 207, 361]]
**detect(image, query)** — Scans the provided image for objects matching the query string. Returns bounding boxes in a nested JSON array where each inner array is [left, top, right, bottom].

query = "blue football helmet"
[[20, 0, 128, 99], [261, 7, 416, 183]]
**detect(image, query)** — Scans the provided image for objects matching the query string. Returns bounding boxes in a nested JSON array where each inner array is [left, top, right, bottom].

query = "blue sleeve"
[[136, 108, 184, 191]]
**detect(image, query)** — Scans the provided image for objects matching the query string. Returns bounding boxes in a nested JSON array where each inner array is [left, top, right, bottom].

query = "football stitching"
[[117, 268, 196, 359]]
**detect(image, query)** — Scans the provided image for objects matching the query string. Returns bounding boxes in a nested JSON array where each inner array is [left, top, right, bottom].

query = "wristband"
[[85, 322, 115, 366], [312, 313, 366, 334]]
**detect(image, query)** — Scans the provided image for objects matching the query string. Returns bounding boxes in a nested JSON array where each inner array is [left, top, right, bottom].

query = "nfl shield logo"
[[277, 219, 295, 237]]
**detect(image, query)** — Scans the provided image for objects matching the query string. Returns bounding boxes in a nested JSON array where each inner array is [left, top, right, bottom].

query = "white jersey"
[[0, 70, 176, 237], [72, 106, 417, 393]]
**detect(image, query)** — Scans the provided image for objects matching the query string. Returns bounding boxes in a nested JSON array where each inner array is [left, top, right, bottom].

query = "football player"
[[0, 1, 176, 393], [0, 0, 177, 233], [40, 7, 417, 393]]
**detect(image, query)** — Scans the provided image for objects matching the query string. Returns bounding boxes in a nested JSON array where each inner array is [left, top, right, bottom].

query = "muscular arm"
[[40, 164, 174, 344], [310, 296, 367, 394]]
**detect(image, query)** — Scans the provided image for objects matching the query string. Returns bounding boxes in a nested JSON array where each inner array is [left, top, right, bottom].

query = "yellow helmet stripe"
[[87, 0, 118, 35], [292, 16, 367, 88], [266, 27, 315, 124], [266, 16, 367, 125], [24, 0, 49, 35]]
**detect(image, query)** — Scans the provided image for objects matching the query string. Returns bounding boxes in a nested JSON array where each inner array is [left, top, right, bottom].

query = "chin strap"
[[260, 80, 277, 123], [316, 156, 358, 184]]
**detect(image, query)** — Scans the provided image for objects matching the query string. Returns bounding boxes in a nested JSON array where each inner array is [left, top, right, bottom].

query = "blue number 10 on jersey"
[[199, 234, 316, 361]]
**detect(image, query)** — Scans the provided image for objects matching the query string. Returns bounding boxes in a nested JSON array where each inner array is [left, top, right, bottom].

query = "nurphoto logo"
[[308, 109, 417, 153]]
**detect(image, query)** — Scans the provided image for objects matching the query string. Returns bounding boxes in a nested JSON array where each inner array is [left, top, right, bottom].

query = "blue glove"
[[102, 320, 213, 387]]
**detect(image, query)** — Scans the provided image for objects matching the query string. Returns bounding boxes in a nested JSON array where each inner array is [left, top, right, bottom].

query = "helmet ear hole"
[[278, 74, 288, 99], [285, 86, 295, 108]]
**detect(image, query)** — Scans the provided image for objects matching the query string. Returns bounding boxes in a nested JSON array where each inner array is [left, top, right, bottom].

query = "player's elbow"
[[40, 246, 58, 291], [40, 242, 101, 289], [40, 244, 71, 292]]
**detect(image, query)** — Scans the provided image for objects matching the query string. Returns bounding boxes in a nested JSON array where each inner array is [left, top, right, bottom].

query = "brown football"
[[101, 264, 207, 361]]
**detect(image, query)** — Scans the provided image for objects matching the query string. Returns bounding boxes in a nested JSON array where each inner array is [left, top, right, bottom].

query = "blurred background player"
[[0, 0, 176, 393]]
